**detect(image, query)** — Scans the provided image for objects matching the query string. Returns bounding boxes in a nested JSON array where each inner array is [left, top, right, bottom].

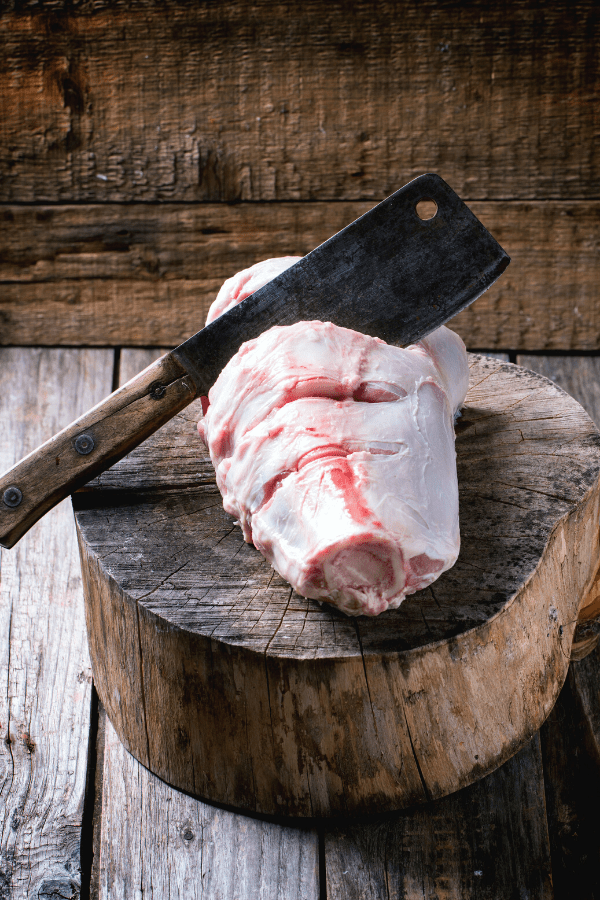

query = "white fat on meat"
[[205, 257, 302, 324], [199, 275, 469, 615]]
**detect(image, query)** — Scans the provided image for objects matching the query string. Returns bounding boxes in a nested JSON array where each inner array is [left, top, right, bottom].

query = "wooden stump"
[[74, 355, 600, 818]]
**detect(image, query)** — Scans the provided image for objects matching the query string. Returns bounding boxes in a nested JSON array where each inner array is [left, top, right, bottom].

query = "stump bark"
[[74, 355, 600, 817]]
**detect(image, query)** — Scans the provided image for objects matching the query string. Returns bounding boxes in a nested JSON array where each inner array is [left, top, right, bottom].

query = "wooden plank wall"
[[2, 348, 599, 898], [1, 0, 599, 349]]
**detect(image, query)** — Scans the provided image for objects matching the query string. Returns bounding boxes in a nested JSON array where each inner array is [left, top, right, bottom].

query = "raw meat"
[[199, 260, 469, 616], [205, 257, 302, 324]]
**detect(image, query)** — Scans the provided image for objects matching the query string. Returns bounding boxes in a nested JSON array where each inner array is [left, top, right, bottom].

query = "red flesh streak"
[[329, 459, 374, 525]]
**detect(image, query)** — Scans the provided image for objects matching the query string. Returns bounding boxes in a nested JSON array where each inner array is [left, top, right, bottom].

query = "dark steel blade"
[[173, 173, 509, 395]]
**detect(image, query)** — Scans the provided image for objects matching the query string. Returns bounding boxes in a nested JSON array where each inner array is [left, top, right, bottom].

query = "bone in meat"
[[199, 261, 469, 616]]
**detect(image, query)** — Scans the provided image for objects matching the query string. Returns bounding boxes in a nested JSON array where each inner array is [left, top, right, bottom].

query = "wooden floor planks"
[[86, 348, 320, 900], [1, 347, 599, 898], [324, 735, 553, 900], [97, 715, 319, 900], [0, 348, 113, 899]]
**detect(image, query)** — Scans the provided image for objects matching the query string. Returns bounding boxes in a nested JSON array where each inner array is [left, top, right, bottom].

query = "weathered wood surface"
[[0, 351, 195, 549], [1, 1, 598, 203], [1, 0, 599, 889], [75, 354, 600, 817], [518, 354, 600, 637], [517, 355, 600, 896], [1, 0, 598, 350], [96, 714, 319, 900], [90, 350, 321, 900], [0, 348, 113, 898], [517, 356, 600, 437], [325, 734, 553, 900], [1, 201, 599, 350], [90, 349, 210, 493]]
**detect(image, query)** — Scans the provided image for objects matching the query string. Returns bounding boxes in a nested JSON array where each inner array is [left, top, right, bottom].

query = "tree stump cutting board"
[[74, 355, 600, 818]]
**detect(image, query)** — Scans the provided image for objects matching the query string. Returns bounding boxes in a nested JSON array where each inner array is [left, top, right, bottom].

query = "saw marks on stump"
[[0, 348, 113, 897]]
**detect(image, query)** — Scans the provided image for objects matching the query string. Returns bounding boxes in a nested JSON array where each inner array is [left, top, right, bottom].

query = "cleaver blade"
[[175, 173, 509, 392], [0, 173, 509, 548]]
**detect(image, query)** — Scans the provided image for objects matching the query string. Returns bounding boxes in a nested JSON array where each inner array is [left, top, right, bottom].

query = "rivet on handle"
[[3, 486, 23, 508], [74, 433, 95, 455], [149, 382, 167, 400]]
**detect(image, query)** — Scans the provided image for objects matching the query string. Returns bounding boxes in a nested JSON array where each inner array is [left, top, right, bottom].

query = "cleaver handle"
[[0, 353, 197, 549]]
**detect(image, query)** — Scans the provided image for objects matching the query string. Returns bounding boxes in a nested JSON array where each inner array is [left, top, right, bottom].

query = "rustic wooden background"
[[1, 1, 600, 898], [1, 0, 599, 351]]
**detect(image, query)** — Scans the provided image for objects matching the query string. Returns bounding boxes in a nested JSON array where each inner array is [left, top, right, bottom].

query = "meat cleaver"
[[0, 173, 509, 549]]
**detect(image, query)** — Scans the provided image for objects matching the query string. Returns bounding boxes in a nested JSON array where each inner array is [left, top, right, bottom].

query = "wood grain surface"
[[75, 355, 600, 817], [91, 349, 321, 900], [517, 355, 600, 897], [1, 201, 599, 350], [0, 351, 195, 548], [1, 1, 597, 203], [0, 348, 113, 898], [1, 0, 598, 351], [96, 715, 320, 900], [324, 734, 553, 900], [2, 0, 600, 892]]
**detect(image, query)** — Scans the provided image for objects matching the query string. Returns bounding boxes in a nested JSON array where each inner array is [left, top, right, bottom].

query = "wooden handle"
[[0, 353, 197, 549]]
